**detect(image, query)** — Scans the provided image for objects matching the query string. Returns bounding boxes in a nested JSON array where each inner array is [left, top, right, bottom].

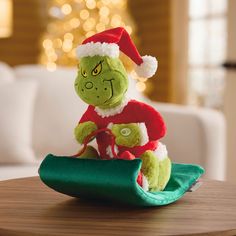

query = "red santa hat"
[[76, 27, 158, 78]]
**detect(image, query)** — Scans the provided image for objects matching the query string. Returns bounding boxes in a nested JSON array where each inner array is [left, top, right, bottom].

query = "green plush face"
[[74, 55, 128, 109]]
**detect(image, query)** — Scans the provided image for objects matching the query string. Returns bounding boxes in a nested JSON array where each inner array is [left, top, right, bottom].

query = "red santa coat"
[[79, 99, 166, 159]]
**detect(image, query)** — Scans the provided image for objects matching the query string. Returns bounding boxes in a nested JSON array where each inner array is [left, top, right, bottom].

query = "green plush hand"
[[74, 121, 97, 144], [110, 123, 143, 147]]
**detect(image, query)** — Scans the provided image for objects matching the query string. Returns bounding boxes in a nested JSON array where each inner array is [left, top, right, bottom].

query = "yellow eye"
[[92, 62, 102, 76], [81, 68, 87, 78]]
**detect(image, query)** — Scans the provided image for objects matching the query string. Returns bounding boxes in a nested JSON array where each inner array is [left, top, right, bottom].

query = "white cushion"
[[0, 81, 37, 164], [0, 62, 15, 85], [32, 76, 85, 158], [14, 65, 87, 157]]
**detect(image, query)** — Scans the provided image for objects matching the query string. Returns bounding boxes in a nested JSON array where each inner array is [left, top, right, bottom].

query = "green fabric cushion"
[[39, 154, 204, 206]]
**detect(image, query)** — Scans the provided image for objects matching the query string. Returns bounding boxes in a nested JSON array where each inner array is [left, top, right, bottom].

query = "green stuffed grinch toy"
[[39, 27, 204, 206], [74, 27, 171, 192]]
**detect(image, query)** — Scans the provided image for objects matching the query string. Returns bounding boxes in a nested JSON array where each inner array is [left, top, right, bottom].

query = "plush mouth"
[[103, 79, 114, 104]]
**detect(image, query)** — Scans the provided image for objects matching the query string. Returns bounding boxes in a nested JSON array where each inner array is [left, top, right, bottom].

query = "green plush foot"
[[158, 157, 171, 191], [78, 146, 100, 159], [140, 150, 171, 192], [140, 151, 159, 191]]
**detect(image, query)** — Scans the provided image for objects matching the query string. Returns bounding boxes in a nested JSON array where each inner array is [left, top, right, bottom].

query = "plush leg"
[[140, 150, 171, 192], [78, 145, 100, 159], [140, 151, 160, 191], [158, 157, 171, 191]]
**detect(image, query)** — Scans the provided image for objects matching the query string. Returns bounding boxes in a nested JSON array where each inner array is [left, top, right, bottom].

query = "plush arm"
[[74, 106, 97, 144], [109, 101, 166, 147], [134, 101, 166, 141]]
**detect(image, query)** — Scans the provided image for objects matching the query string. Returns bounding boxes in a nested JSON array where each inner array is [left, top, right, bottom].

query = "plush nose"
[[85, 81, 93, 89]]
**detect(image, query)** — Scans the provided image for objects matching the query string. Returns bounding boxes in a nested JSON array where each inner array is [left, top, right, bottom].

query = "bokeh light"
[[40, 0, 144, 91]]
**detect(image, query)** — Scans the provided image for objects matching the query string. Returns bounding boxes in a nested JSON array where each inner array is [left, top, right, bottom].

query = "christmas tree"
[[39, 0, 136, 72]]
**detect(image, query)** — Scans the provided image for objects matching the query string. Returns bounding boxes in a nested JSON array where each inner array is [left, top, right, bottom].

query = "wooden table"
[[0, 177, 236, 236]]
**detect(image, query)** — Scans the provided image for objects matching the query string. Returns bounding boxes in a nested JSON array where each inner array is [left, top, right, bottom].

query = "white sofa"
[[0, 63, 226, 180]]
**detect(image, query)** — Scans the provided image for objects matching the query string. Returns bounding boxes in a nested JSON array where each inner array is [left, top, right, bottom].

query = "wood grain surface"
[[0, 177, 236, 236]]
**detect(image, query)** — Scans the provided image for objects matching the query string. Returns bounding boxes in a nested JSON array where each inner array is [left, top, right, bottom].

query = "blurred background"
[[0, 0, 235, 182], [0, 0, 233, 105]]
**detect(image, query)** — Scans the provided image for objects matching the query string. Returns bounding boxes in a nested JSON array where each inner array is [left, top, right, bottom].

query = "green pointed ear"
[[74, 55, 128, 109]]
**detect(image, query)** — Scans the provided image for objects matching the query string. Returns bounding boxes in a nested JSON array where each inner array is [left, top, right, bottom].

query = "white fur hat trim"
[[76, 42, 119, 58]]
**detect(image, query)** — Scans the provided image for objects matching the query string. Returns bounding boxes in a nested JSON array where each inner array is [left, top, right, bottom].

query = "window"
[[188, 0, 227, 109]]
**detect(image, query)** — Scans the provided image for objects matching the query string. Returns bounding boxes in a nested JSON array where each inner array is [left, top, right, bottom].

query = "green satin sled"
[[39, 154, 204, 207]]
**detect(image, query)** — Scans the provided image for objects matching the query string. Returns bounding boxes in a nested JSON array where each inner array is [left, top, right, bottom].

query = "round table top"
[[0, 177, 236, 236]]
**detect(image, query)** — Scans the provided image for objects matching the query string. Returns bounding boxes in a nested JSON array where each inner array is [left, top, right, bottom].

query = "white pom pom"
[[135, 55, 158, 78]]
